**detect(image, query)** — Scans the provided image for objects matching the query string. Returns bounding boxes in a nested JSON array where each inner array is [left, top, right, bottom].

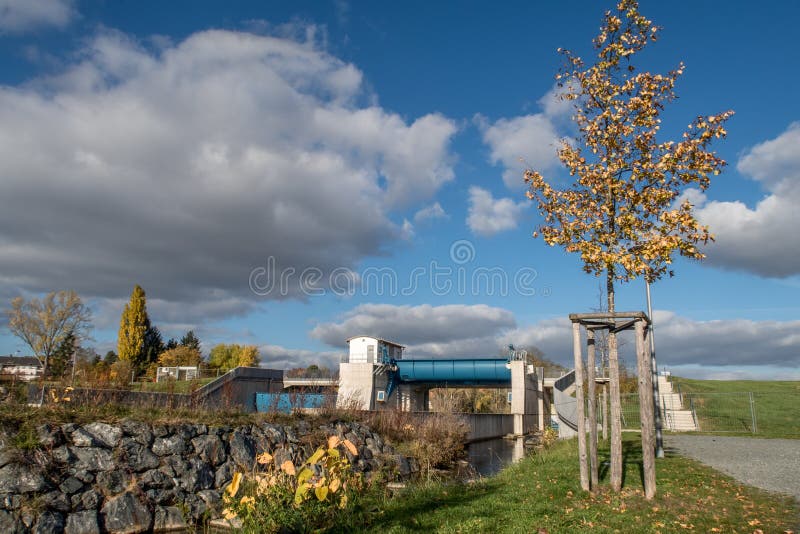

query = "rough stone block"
[[0, 463, 49, 493], [153, 506, 186, 531], [83, 423, 122, 449], [101, 491, 152, 534], [65, 510, 99, 534]]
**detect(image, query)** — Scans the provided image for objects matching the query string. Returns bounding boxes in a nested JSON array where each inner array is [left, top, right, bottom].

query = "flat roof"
[[345, 335, 405, 348]]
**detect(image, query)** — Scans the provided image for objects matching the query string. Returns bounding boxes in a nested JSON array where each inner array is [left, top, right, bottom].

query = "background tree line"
[[4, 285, 261, 386]]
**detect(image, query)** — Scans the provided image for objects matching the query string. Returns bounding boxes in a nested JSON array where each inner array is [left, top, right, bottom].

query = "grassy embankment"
[[619, 377, 800, 438], [366, 435, 799, 533], [132, 376, 216, 393]]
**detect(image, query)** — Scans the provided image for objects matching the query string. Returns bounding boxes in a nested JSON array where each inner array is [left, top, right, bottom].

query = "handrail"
[[192, 367, 237, 398]]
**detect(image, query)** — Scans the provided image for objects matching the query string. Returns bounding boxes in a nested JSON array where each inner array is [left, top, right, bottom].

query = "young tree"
[[208, 344, 259, 371], [6, 290, 92, 377], [525, 0, 732, 493], [180, 330, 201, 352], [158, 346, 203, 367], [117, 285, 149, 370]]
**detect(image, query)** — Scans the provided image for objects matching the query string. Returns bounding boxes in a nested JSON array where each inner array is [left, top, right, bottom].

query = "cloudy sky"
[[0, 0, 798, 379]]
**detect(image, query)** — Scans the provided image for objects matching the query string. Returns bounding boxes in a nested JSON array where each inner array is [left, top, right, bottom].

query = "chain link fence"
[[618, 391, 800, 437]]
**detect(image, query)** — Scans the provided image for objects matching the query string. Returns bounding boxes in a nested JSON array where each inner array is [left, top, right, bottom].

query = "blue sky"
[[0, 0, 798, 379]]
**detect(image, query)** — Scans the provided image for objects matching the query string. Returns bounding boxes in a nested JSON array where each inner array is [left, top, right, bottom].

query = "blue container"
[[255, 393, 329, 413]]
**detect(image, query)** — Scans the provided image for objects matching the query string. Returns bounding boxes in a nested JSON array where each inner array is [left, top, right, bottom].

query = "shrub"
[[363, 410, 469, 473], [222, 436, 368, 533]]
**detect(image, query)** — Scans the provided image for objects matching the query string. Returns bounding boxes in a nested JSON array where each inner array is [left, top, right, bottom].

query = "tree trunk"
[[572, 322, 589, 491], [636, 320, 657, 499], [587, 329, 598, 489], [607, 270, 623, 492]]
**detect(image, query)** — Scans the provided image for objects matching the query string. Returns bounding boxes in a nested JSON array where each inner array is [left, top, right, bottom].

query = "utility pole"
[[646, 279, 665, 458], [71, 348, 77, 386]]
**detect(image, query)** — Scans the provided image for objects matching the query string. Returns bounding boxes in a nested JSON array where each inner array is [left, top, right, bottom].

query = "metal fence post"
[[749, 392, 758, 434]]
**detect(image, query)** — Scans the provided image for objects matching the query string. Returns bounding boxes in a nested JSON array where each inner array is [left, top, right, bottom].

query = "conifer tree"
[[180, 330, 201, 352], [117, 285, 148, 369], [142, 321, 165, 367], [49, 330, 76, 379]]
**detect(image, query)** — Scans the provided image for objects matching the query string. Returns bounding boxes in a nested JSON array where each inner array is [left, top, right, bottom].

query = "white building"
[[346, 336, 404, 363], [156, 366, 199, 382], [0, 356, 43, 381]]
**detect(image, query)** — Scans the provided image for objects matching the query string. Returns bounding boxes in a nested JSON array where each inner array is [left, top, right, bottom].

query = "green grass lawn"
[[364, 436, 799, 533], [671, 378, 800, 394], [133, 377, 216, 394]]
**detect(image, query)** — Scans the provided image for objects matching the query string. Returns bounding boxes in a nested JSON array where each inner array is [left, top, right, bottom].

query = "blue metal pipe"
[[395, 359, 511, 384]]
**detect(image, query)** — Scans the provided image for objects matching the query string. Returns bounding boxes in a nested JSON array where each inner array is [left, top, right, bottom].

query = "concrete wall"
[[336, 362, 376, 410], [463, 413, 515, 442], [413, 412, 514, 442], [33, 367, 284, 413], [197, 367, 283, 412]]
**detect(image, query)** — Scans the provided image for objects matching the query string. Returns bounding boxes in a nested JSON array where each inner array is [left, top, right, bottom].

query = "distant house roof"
[[0, 356, 42, 367], [345, 336, 405, 348]]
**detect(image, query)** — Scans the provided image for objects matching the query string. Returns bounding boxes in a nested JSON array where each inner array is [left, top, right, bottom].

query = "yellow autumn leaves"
[[526, 0, 733, 284], [221, 435, 362, 523], [292, 435, 358, 507]]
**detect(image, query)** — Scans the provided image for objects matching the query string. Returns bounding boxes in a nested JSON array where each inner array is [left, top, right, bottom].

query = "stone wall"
[[0, 419, 416, 533]]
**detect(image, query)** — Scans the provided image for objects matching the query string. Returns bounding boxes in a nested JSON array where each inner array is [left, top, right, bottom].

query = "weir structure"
[[337, 336, 547, 436]]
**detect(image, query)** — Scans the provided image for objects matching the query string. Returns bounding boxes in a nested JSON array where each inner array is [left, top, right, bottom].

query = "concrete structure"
[[282, 377, 338, 389], [509, 360, 539, 435], [192, 366, 283, 412], [337, 336, 546, 437], [658, 374, 697, 431]]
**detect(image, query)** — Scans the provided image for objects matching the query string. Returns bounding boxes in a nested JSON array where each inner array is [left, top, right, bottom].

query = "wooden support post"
[[608, 328, 622, 492], [602, 383, 608, 441], [586, 329, 598, 489], [572, 322, 589, 491], [636, 319, 657, 500]]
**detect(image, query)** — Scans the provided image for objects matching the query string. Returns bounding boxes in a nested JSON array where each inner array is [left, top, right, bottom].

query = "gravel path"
[[665, 435, 800, 501]]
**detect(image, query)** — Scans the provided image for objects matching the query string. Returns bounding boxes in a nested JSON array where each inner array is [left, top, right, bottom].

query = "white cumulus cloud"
[[413, 202, 448, 224], [0, 0, 74, 33], [477, 84, 570, 189], [307, 303, 800, 378], [310, 303, 517, 348], [467, 186, 528, 236], [0, 28, 457, 325], [259, 343, 342, 371], [696, 122, 800, 277]]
